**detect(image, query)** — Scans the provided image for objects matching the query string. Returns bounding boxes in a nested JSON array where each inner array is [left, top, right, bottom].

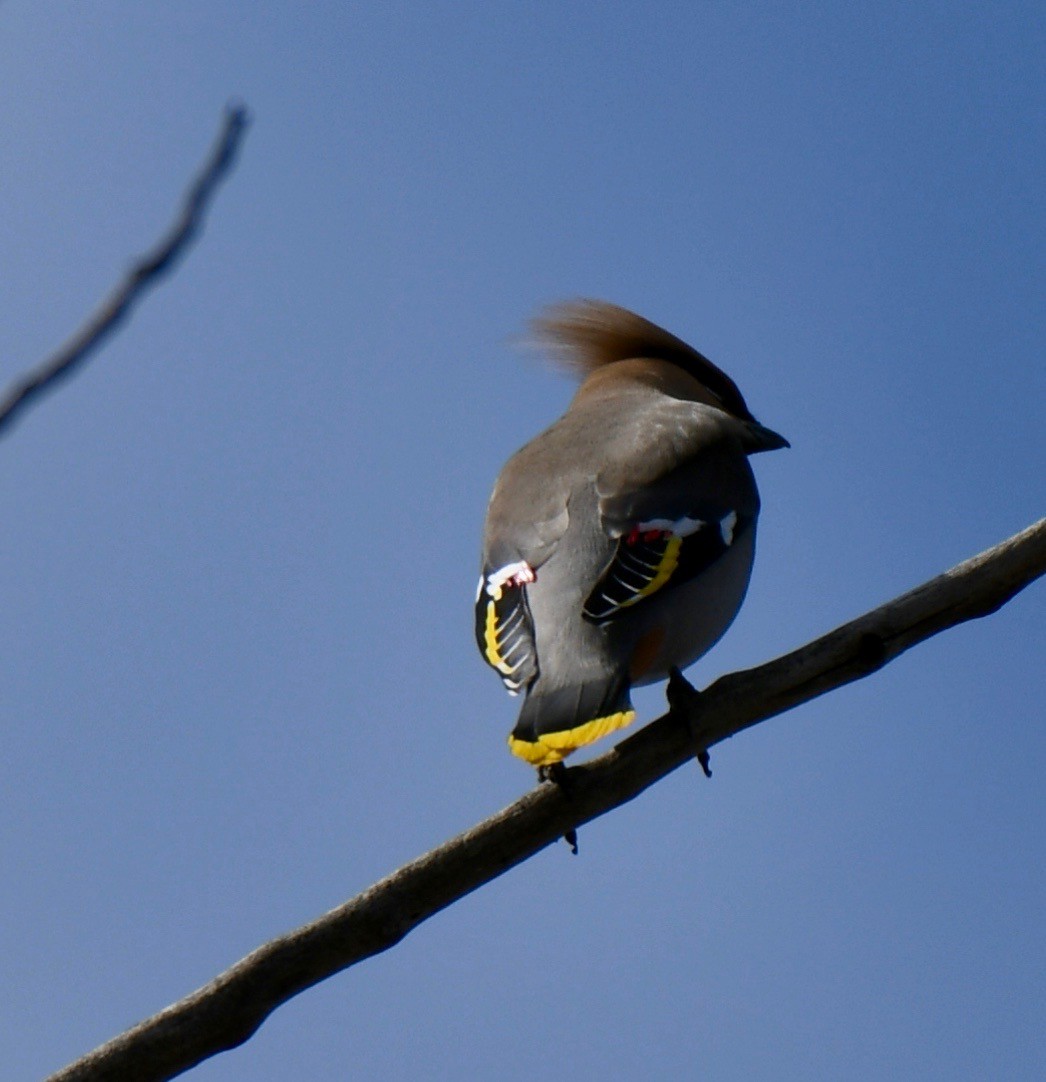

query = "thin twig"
[[0, 104, 250, 438], [48, 518, 1046, 1082]]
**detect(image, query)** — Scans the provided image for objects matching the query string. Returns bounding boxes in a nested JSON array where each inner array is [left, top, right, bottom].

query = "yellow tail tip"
[[508, 709, 637, 767]]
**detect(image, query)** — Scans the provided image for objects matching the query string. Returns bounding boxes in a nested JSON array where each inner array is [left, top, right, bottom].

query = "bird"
[[475, 300, 788, 770]]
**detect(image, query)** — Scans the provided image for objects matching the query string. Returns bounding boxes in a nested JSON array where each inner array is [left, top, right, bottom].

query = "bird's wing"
[[583, 403, 758, 623], [474, 558, 540, 694], [475, 444, 573, 694]]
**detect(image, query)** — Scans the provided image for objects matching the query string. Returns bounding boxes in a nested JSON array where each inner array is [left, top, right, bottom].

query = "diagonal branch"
[[48, 517, 1046, 1082], [0, 104, 250, 439]]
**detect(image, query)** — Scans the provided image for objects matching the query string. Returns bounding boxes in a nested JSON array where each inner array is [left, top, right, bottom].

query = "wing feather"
[[474, 568, 539, 694], [584, 403, 760, 623]]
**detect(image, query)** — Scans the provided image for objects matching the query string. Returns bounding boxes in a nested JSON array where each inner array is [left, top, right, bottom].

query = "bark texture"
[[49, 518, 1046, 1082]]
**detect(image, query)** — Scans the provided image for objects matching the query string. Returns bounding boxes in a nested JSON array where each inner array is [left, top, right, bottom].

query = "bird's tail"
[[508, 675, 636, 767]]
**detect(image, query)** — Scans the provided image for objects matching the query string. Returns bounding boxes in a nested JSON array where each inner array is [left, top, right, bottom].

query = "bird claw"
[[538, 762, 570, 789], [667, 666, 701, 711], [537, 764, 579, 853], [667, 667, 712, 778]]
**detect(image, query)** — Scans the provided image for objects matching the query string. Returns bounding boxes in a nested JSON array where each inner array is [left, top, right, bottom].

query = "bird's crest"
[[531, 299, 756, 422]]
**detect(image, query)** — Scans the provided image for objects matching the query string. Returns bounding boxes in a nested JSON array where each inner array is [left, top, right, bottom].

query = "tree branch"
[[0, 104, 250, 439], [49, 518, 1046, 1082]]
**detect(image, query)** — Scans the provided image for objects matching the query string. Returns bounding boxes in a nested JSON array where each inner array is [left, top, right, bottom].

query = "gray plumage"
[[476, 301, 787, 767]]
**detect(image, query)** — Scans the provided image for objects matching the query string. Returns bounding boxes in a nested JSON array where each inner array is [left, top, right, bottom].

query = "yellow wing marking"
[[627, 534, 681, 603], [596, 535, 682, 615], [483, 599, 509, 672]]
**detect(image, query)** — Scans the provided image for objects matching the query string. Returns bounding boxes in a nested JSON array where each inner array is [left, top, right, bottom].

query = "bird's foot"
[[667, 667, 712, 779], [538, 761, 571, 789], [537, 764, 580, 854], [667, 665, 701, 711]]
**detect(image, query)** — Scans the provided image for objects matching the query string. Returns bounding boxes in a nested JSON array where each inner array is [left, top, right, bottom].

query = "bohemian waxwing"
[[476, 300, 788, 769]]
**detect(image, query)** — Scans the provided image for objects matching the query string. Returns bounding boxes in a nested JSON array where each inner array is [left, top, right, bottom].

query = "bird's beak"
[[747, 422, 790, 453]]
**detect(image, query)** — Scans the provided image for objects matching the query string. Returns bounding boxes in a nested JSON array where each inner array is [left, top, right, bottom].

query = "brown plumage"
[[532, 299, 757, 421]]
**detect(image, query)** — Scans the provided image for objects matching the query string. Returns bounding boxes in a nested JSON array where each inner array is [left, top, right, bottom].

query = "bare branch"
[[49, 518, 1046, 1082], [0, 104, 250, 439]]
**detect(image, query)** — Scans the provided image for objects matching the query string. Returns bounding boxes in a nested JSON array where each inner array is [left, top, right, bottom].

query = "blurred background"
[[1, 3, 1043, 1079]]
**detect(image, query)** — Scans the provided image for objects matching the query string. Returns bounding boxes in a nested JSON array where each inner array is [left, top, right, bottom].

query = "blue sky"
[[1, 3, 1043, 1079]]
